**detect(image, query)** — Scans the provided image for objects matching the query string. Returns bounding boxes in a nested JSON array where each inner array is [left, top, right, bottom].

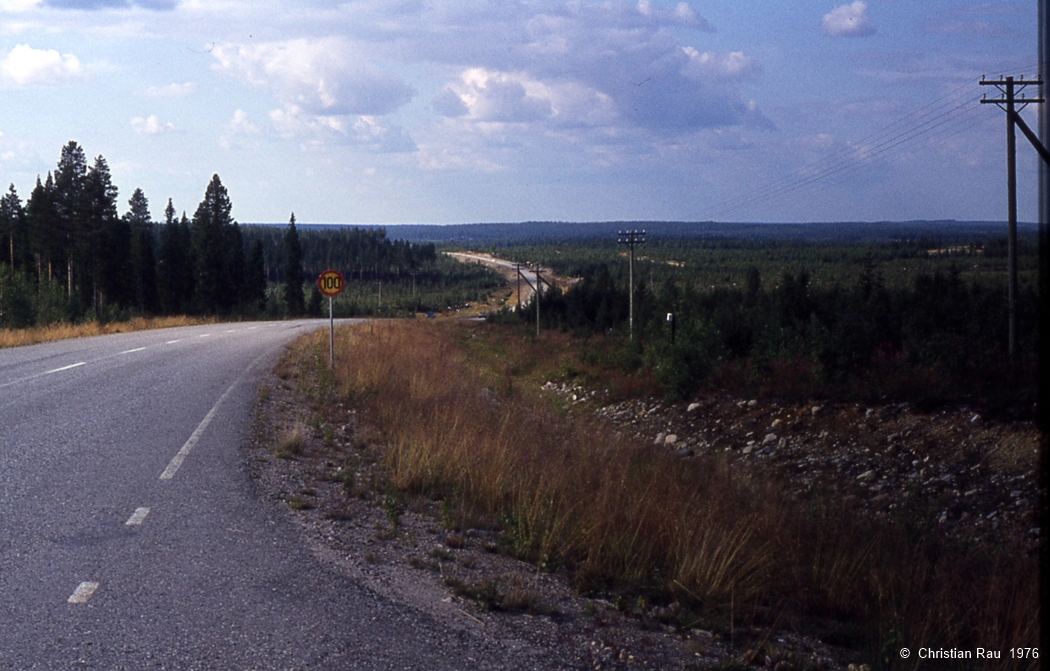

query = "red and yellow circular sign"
[[317, 269, 346, 297]]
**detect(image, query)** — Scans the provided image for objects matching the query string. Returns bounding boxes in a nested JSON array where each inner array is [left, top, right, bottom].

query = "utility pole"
[[535, 263, 542, 337], [981, 75, 1045, 359], [515, 262, 522, 310], [618, 230, 646, 340]]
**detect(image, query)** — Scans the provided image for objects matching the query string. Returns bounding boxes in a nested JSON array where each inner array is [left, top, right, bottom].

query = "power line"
[[701, 62, 1041, 222]]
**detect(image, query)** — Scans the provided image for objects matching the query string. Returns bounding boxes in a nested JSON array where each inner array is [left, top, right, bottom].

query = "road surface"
[[0, 321, 538, 670]]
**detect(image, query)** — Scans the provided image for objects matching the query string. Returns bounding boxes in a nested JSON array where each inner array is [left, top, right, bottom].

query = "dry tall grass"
[[0, 315, 214, 349], [312, 320, 1037, 669]]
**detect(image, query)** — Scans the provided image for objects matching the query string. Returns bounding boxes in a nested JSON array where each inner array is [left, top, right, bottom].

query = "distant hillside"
[[246, 220, 1037, 245]]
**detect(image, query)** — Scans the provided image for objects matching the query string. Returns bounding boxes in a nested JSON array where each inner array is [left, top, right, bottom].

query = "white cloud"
[[682, 48, 760, 81], [212, 37, 414, 117], [0, 44, 82, 87], [637, 0, 711, 30], [131, 114, 176, 134], [142, 81, 196, 98], [227, 108, 259, 135], [439, 69, 551, 123], [437, 67, 616, 128], [822, 1, 876, 37], [0, 0, 42, 10], [268, 104, 415, 153]]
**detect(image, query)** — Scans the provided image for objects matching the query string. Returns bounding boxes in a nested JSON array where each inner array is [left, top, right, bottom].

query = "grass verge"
[[297, 319, 1038, 670], [0, 315, 215, 349]]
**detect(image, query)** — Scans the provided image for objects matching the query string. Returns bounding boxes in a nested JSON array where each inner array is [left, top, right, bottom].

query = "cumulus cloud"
[[0, 44, 82, 87], [269, 104, 415, 153], [437, 69, 552, 123], [681, 47, 760, 81], [142, 81, 196, 98], [212, 37, 414, 117], [636, 0, 712, 30], [428, 2, 762, 135], [436, 67, 616, 128], [131, 114, 176, 134], [822, 1, 876, 37], [226, 109, 259, 135], [42, 0, 178, 9], [0, 0, 42, 10]]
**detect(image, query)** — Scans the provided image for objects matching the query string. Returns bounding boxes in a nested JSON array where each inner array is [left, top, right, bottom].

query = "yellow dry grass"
[[301, 319, 1038, 667], [0, 315, 215, 350]]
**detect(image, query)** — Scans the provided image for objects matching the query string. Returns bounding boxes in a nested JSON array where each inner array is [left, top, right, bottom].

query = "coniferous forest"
[[0, 141, 494, 328], [1, 142, 1038, 413]]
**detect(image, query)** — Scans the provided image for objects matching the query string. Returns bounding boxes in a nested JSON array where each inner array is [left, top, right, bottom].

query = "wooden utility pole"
[[516, 262, 522, 310], [981, 75, 1045, 359], [617, 230, 646, 340], [535, 263, 542, 336]]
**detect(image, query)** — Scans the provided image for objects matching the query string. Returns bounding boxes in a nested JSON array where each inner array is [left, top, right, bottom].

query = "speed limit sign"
[[318, 269, 345, 297]]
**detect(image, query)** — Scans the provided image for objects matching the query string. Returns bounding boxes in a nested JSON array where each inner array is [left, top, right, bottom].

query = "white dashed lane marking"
[[67, 582, 100, 604], [45, 362, 86, 375], [125, 507, 150, 526], [120, 347, 147, 354]]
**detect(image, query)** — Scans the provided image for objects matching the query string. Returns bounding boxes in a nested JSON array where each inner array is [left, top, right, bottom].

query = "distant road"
[[448, 252, 575, 310], [0, 322, 533, 669]]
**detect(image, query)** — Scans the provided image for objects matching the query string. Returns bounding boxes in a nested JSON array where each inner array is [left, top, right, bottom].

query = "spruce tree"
[[85, 155, 125, 313], [158, 198, 181, 314], [52, 142, 87, 300], [125, 188, 159, 315], [282, 213, 305, 316], [191, 174, 237, 313], [0, 185, 26, 271], [26, 175, 58, 284]]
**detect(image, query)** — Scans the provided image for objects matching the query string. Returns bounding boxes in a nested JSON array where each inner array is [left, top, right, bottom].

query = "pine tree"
[[125, 188, 159, 314], [191, 174, 237, 313], [282, 213, 305, 316], [52, 142, 87, 299], [26, 174, 59, 284], [0, 185, 26, 271], [156, 198, 179, 317], [85, 155, 125, 313]]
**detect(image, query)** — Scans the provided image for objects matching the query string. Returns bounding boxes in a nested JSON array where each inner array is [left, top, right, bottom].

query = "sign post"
[[317, 270, 346, 369]]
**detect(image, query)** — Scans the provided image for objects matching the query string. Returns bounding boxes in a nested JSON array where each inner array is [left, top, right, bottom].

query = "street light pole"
[[617, 230, 646, 340]]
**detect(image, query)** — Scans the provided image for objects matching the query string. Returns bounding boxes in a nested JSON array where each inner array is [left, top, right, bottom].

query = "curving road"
[[0, 322, 532, 670]]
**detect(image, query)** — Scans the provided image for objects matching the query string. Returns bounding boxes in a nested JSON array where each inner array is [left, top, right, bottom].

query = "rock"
[[857, 470, 875, 481], [762, 433, 777, 445], [687, 402, 702, 413], [676, 447, 694, 458], [747, 400, 758, 407], [770, 419, 782, 429], [811, 405, 822, 416], [665, 434, 678, 445], [742, 445, 753, 455], [655, 432, 665, 445]]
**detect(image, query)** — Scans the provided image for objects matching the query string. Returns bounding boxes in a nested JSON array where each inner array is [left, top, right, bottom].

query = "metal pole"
[[617, 230, 646, 341], [628, 240, 635, 340], [329, 295, 335, 369]]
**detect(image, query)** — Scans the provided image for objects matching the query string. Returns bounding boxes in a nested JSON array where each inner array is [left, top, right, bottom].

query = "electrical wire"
[[700, 61, 1042, 222]]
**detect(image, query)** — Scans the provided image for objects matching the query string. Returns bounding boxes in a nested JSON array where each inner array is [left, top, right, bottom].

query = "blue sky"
[[0, 0, 1042, 224]]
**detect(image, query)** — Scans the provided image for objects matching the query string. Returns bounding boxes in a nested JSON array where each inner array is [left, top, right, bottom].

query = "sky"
[[0, 0, 1043, 224]]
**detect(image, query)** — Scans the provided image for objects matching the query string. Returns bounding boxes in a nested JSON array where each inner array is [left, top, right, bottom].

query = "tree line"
[[507, 252, 1038, 412], [0, 141, 441, 328]]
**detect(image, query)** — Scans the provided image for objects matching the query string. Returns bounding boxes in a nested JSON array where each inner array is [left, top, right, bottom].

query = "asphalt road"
[[0, 321, 530, 670]]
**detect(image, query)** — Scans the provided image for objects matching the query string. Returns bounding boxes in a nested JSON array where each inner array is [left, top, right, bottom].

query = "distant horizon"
[[244, 218, 1040, 227]]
